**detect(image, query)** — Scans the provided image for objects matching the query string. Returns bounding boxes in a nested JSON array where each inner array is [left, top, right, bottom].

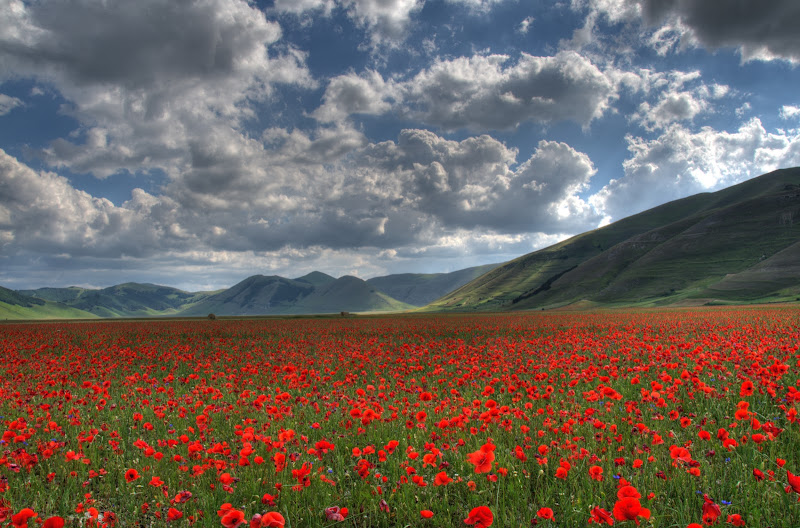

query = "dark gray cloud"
[[639, 0, 800, 62], [579, 0, 800, 63]]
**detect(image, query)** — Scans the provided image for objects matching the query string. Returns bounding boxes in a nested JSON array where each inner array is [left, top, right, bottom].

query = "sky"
[[1, 0, 800, 291]]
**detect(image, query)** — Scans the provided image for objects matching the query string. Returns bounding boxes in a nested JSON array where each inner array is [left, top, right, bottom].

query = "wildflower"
[[702, 495, 721, 525], [125, 469, 139, 482], [786, 470, 800, 499], [467, 443, 496, 474], [613, 497, 650, 525], [727, 514, 745, 526], [260, 512, 285, 527], [464, 506, 493, 528], [324, 507, 346, 522], [42, 518, 65, 528], [537, 507, 555, 521], [588, 506, 613, 525], [421, 510, 434, 519], [220, 509, 246, 528]]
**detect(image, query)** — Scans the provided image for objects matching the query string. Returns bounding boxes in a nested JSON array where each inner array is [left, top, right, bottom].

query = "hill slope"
[[0, 286, 97, 319], [427, 168, 800, 311], [366, 264, 499, 306]]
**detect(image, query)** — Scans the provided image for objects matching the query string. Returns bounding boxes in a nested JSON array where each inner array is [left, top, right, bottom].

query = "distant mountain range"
[[428, 167, 800, 311], [1, 265, 499, 319], [3, 168, 800, 320]]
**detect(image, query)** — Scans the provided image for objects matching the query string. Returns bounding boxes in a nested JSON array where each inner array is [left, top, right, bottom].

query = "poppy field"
[[1, 307, 800, 527]]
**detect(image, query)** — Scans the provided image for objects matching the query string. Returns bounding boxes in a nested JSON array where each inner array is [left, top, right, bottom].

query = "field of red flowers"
[[1, 307, 799, 527]]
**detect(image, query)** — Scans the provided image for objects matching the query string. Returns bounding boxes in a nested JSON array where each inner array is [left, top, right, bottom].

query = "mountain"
[[427, 167, 800, 311], [19, 283, 216, 318], [0, 286, 97, 319], [179, 275, 316, 316], [366, 264, 500, 306], [289, 275, 415, 314], [294, 271, 337, 288]]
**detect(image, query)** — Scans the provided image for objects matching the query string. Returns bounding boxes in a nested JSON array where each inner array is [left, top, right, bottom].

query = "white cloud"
[[0, 94, 22, 115], [780, 105, 800, 120], [590, 118, 800, 219], [0, 0, 315, 179], [630, 70, 731, 131], [313, 70, 398, 122], [518, 16, 534, 34], [314, 51, 627, 130]]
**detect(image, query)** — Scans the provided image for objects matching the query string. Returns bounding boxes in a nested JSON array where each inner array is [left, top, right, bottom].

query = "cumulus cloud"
[[0, 94, 22, 115], [273, 0, 423, 45], [313, 70, 398, 122], [630, 71, 730, 131], [313, 51, 626, 130], [780, 105, 800, 120], [0, 0, 314, 178], [518, 16, 535, 34], [590, 118, 800, 219], [1, 118, 602, 282], [0, 148, 166, 257]]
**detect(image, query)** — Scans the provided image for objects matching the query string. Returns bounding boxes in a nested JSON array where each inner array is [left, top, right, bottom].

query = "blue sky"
[[1, 0, 800, 291]]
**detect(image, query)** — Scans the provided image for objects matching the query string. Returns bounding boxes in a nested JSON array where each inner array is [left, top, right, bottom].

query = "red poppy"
[[464, 506, 493, 528], [125, 468, 139, 482], [702, 495, 720, 525], [167, 508, 183, 522], [220, 509, 246, 528], [421, 510, 434, 519], [588, 506, 613, 525], [727, 514, 745, 526], [467, 443, 496, 474], [11, 509, 37, 528], [787, 470, 800, 499], [42, 518, 65, 528], [537, 507, 554, 521], [260, 512, 285, 527], [617, 485, 641, 499], [613, 497, 651, 525]]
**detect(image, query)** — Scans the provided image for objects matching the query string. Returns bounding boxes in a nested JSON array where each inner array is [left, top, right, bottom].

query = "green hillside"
[[427, 168, 800, 311], [0, 286, 97, 319], [179, 275, 316, 316], [288, 275, 415, 314], [366, 264, 499, 306]]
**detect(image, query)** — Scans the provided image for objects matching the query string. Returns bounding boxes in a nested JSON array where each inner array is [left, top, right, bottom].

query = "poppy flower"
[[41, 518, 65, 528], [467, 443, 496, 474], [588, 506, 613, 525], [727, 514, 745, 526], [167, 508, 183, 521], [786, 470, 800, 499], [537, 507, 555, 521], [617, 486, 641, 499], [421, 510, 434, 519], [11, 509, 37, 527], [324, 507, 345, 522], [613, 497, 651, 525], [220, 509, 246, 528], [702, 495, 720, 525], [125, 469, 139, 482], [464, 506, 493, 528], [260, 512, 285, 527]]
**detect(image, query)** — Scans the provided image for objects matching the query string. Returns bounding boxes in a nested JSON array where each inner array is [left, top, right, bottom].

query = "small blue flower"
[[721, 500, 732, 505]]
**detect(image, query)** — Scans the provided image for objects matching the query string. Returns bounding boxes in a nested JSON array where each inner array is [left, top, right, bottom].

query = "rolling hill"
[[0, 286, 97, 319], [427, 167, 800, 311], [22, 283, 217, 318], [365, 264, 500, 306]]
